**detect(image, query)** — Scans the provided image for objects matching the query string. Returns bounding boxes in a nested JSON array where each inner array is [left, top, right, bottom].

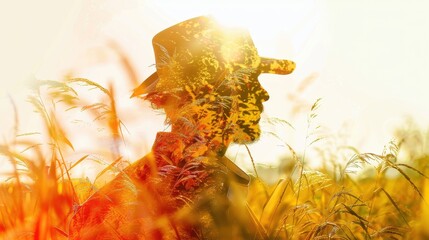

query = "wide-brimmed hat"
[[132, 16, 295, 96]]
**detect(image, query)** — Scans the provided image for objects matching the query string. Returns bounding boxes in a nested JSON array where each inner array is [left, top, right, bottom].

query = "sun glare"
[[2, 1, 429, 239], [145, 0, 318, 55]]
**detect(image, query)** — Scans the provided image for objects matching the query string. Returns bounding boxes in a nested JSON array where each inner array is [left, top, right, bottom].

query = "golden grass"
[[0, 78, 428, 239]]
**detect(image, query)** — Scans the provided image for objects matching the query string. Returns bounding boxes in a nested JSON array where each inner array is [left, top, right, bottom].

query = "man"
[[69, 16, 295, 239]]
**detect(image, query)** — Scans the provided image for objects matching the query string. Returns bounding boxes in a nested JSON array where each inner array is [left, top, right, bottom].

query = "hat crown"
[[151, 16, 261, 92]]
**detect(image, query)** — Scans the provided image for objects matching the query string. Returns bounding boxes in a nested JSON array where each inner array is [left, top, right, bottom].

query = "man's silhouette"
[[69, 16, 295, 239]]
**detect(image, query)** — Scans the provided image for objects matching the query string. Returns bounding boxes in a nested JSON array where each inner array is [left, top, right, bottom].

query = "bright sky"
[[1, 0, 429, 176]]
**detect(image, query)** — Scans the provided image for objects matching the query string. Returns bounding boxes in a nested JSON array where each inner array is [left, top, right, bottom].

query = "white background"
[[1, 0, 428, 175]]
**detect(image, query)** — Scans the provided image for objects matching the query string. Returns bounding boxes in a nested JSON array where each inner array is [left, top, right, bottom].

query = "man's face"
[[234, 72, 269, 143], [227, 70, 269, 143], [166, 69, 269, 147]]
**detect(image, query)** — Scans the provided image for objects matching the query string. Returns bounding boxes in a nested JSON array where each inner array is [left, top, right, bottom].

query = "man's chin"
[[233, 131, 261, 144]]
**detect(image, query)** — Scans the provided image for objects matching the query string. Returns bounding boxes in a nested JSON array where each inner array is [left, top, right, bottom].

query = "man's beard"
[[233, 124, 261, 144]]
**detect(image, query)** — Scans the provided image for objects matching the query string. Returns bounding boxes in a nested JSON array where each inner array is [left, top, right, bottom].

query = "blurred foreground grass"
[[0, 79, 428, 239]]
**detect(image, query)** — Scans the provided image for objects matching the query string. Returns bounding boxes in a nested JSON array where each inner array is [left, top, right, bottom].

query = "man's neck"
[[170, 120, 230, 157]]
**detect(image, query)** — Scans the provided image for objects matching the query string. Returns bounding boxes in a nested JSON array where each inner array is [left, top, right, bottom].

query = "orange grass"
[[1, 69, 429, 239]]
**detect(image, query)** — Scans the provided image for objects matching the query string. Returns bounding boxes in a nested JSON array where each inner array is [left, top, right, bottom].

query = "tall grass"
[[1, 73, 428, 239]]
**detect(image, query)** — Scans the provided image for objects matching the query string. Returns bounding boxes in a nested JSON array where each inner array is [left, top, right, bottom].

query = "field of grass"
[[0, 78, 428, 239]]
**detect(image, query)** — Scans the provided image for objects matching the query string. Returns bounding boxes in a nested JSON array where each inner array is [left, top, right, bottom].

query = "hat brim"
[[132, 57, 295, 97], [131, 72, 159, 97], [259, 57, 296, 75]]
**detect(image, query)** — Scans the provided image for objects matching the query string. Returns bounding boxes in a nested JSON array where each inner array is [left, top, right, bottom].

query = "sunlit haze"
[[1, 0, 429, 175]]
